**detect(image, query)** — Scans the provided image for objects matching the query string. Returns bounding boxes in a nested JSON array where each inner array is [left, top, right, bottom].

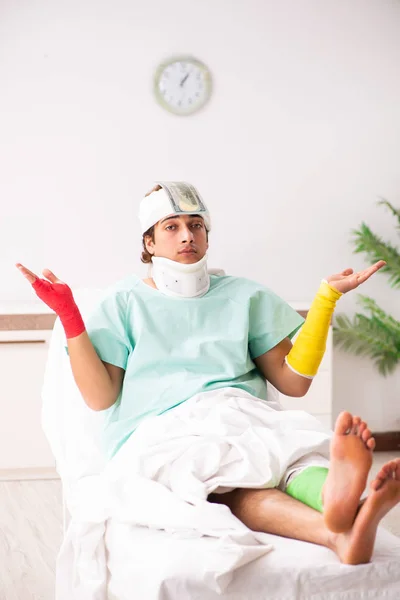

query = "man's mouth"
[[179, 248, 197, 254]]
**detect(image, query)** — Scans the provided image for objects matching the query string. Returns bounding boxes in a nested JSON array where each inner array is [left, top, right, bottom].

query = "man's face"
[[145, 214, 209, 264]]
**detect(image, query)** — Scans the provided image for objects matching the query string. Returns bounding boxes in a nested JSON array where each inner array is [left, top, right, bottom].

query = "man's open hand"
[[16, 263, 74, 312], [16, 262, 85, 338], [326, 260, 386, 294]]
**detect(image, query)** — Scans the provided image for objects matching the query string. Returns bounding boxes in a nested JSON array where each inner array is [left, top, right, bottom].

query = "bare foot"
[[323, 411, 375, 533], [333, 458, 400, 564]]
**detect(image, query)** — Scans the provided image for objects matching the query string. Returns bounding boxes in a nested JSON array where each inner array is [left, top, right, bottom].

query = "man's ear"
[[144, 236, 154, 255]]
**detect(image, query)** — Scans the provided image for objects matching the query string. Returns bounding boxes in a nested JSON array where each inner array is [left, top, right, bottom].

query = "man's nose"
[[181, 226, 194, 242]]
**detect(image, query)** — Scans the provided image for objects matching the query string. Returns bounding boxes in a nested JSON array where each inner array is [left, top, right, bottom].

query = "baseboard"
[[372, 431, 400, 452], [0, 467, 59, 481]]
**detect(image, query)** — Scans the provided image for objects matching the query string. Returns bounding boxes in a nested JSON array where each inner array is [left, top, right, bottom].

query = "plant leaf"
[[377, 198, 400, 232], [333, 312, 400, 376], [352, 223, 400, 289]]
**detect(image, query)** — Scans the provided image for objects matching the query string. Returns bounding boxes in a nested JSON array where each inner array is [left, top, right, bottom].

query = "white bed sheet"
[[43, 290, 400, 599], [106, 523, 400, 600]]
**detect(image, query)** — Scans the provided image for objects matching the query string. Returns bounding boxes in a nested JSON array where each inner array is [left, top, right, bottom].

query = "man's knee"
[[208, 487, 276, 514], [207, 489, 239, 510]]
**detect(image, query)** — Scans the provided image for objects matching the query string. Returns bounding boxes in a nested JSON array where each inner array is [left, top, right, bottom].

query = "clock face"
[[154, 57, 212, 116]]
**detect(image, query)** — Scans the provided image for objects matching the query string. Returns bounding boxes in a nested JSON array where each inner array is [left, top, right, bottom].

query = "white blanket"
[[56, 387, 332, 600]]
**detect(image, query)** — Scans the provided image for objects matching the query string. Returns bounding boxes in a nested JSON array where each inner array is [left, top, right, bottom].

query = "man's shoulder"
[[91, 274, 142, 306], [210, 274, 270, 299], [109, 274, 141, 294]]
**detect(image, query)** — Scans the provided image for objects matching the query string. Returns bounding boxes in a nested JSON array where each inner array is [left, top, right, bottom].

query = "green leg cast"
[[285, 466, 329, 513]]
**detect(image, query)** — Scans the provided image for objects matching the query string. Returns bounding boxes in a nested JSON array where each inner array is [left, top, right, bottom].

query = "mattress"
[[105, 522, 400, 600]]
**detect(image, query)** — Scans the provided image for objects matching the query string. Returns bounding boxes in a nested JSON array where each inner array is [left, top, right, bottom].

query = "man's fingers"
[[42, 268, 63, 284], [363, 260, 386, 276], [327, 273, 345, 281], [357, 260, 386, 283], [327, 268, 353, 282], [16, 263, 38, 284], [16, 263, 64, 286]]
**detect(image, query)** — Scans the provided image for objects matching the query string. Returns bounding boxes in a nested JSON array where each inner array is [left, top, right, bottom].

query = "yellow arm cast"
[[286, 280, 342, 378]]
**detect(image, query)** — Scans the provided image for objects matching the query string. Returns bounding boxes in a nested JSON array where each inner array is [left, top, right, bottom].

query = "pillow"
[[41, 288, 111, 490]]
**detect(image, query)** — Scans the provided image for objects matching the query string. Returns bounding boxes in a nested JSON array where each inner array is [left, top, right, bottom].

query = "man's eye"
[[166, 225, 176, 230], [192, 223, 203, 228]]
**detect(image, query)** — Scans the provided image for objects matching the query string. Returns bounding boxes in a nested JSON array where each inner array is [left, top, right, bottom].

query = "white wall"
[[1, 0, 400, 430]]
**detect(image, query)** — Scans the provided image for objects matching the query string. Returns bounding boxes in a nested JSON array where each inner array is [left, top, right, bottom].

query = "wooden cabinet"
[[0, 314, 56, 474]]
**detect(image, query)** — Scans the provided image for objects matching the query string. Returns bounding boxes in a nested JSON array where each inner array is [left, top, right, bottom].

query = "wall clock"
[[153, 56, 212, 116]]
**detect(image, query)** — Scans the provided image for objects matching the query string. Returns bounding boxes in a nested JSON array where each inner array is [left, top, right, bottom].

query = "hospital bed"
[[41, 286, 400, 600]]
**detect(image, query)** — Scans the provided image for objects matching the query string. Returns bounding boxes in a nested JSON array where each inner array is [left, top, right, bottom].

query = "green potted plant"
[[333, 200, 400, 375]]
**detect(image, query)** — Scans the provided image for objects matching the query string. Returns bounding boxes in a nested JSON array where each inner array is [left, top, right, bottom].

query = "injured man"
[[17, 181, 399, 568]]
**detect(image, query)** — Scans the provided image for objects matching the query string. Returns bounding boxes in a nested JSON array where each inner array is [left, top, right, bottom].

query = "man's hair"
[[141, 224, 156, 264], [140, 184, 208, 264], [141, 185, 161, 264]]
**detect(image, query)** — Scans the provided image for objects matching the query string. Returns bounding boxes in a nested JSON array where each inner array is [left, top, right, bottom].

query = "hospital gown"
[[83, 273, 304, 459]]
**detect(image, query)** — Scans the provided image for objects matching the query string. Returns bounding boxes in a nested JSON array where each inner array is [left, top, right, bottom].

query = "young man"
[[17, 181, 399, 566]]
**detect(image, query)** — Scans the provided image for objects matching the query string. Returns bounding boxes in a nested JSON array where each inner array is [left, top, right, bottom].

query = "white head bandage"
[[138, 181, 211, 234], [138, 181, 212, 299]]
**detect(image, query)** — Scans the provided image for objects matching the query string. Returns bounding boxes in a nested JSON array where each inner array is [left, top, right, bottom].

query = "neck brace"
[[150, 254, 210, 298]]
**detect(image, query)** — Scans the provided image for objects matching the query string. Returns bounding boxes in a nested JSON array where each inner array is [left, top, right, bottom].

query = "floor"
[[0, 452, 399, 600], [0, 478, 62, 600]]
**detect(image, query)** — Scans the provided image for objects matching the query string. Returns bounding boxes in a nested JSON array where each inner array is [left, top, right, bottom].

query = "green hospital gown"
[[80, 274, 304, 459]]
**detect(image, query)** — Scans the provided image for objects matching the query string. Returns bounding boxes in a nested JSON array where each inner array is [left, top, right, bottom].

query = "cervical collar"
[[150, 253, 210, 298]]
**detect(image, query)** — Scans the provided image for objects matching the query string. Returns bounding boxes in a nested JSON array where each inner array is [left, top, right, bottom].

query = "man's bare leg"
[[209, 486, 337, 550], [209, 460, 400, 565], [209, 410, 400, 564], [322, 411, 375, 533]]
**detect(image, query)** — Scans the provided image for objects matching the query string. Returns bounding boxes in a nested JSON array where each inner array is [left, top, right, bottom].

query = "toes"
[[388, 459, 400, 480], [385, 459, 397, 474], [366, 437, 375, 451], [375, 459, 399, 483], [334, 411, 354, 435], [358, 421, 366, 437], [333, 412, 376, 449], [376, 464, 390, 480], [371, 477, 384, 491], [371, 468, 387, 490], [361, 427, 372, 443], [351, 416, 361, 435], [369, 456, 400, 494]]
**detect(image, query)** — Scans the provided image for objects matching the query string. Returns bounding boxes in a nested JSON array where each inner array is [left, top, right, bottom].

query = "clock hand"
[[180, 72, 190, 87]]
